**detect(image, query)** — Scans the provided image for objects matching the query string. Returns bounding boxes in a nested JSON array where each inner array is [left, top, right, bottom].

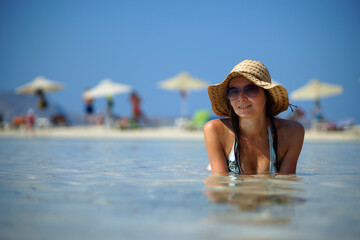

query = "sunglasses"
[[226, 84, 260, 100]]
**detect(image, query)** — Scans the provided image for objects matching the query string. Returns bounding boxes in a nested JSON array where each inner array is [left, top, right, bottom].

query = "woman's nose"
[[237, 90, 248, 100]]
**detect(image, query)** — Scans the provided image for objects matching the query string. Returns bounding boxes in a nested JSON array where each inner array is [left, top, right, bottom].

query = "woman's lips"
[[238, 104, 251, 109]]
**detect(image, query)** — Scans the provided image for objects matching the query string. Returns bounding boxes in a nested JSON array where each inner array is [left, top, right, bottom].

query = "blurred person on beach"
[[311, 100, 326, 130], [83, 88, 95, 125], [25, 108, 35, 137], [204, 60, 304, 175], [288, 107, 305, 122], [129, 91, 145, 125], [311, 100, 323, 121], [36, 89, 47, 110], [287, 107, 310, 129]]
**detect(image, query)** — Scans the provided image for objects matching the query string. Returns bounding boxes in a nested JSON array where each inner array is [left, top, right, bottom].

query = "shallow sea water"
[[0, 137, 359, 240]]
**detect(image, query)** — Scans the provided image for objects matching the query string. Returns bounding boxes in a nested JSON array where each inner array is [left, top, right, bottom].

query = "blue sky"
[[1, 0, 360, 123]]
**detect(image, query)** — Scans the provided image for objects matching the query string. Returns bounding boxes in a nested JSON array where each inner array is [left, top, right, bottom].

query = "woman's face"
[[228, 76, 266, 119]]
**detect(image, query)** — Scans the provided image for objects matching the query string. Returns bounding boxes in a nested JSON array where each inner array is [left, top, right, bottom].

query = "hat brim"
[[208, 72, 289, 117]]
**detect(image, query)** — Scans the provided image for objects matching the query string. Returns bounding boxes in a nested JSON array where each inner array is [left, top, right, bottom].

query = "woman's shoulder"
[[274, 117, 305, 141], [204, 118, 233, 134], [275, 117, 304, 130]]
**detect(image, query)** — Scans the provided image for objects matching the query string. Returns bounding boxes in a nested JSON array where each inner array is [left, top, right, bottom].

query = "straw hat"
[[208, 60, 289, 117]]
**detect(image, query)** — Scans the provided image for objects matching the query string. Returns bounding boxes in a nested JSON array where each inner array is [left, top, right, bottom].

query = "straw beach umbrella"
[[158, 72, 208, 117], [16, 76, 64, 94], [84, 79, 132, 98], [290, 78, 343, 119], [16, 76, 64, 110], [85, 78, 132, 117]]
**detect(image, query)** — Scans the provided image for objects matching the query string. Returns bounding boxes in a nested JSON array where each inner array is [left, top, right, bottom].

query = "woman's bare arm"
[[278, 120, 305, 174], [204, 119, 229, 175]]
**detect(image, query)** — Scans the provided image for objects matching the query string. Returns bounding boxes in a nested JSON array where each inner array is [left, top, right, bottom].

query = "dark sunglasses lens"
[[243, 84, 260, 97], [226, 87, 240, 100]]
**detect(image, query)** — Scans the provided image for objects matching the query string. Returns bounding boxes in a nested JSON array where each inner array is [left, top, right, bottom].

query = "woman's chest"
[[239, 139, 272, 174]]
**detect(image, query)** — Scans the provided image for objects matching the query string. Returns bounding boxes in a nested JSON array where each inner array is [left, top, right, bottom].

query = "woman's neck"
[[239, 116, 268, 139]]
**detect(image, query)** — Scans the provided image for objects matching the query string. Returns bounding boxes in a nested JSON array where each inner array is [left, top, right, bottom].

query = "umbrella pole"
[[180, 91, 188, 118], [105, 97, 114, 127], [181, 98, 188, 118]]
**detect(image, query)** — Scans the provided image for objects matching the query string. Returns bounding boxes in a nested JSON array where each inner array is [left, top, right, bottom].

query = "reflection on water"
[[204, 174, 306, 225]]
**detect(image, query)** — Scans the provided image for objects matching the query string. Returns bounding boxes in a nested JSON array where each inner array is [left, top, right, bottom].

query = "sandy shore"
[[1, 125, 360, 141], [0, 126, 205, 140]]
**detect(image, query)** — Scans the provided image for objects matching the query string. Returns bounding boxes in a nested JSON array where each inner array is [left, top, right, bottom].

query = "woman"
[[204, 60, 304, 175]]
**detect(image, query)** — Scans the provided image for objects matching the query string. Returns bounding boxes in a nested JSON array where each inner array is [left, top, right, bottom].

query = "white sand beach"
[[0, 126, 204, 140], [1, 125, 360, 141]]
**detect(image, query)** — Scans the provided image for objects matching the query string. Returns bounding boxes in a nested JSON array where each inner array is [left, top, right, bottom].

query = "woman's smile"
[[237, 104, 252, 109]]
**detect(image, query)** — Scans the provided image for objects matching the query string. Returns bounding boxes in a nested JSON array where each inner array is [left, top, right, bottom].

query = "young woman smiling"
[[204, 60, 304, 175]]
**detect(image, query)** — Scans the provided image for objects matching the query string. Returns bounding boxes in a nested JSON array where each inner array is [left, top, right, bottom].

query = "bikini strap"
[[268, 126, 277, 173]]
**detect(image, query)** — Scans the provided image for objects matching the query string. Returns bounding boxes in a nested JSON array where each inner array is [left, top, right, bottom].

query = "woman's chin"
[[235, 110, 255, 118]]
